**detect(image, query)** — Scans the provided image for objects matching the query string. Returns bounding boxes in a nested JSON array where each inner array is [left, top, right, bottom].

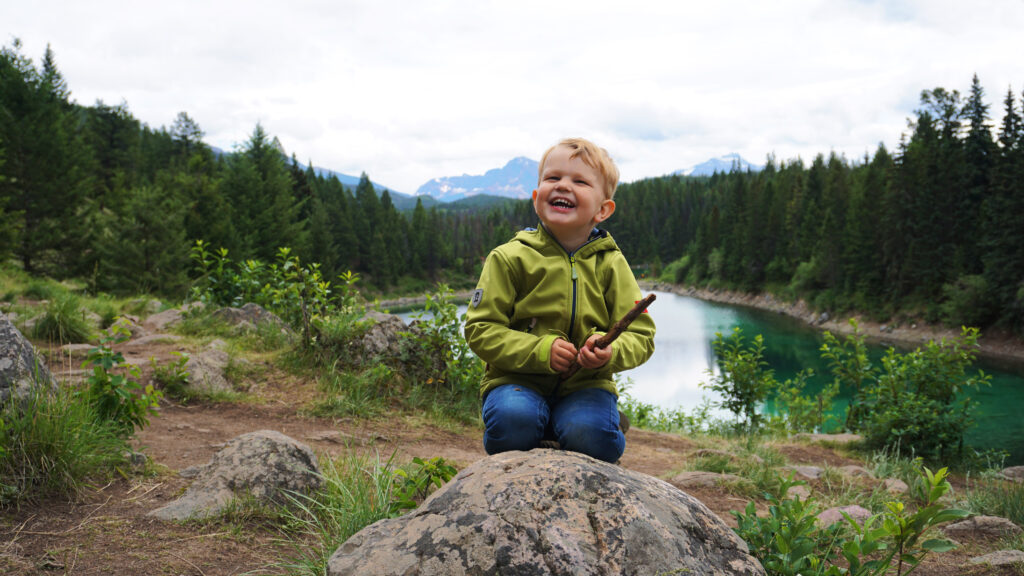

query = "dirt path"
[[2, 322, 1019, 575]]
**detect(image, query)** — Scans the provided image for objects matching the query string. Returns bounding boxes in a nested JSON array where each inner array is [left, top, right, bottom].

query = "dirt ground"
[[2, 327, 1022, 575]]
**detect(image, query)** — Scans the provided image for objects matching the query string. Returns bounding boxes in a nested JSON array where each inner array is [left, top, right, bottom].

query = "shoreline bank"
[[641, 281, 1024, 371]]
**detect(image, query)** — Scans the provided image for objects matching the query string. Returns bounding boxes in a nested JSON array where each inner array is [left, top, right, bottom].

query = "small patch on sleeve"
[[471, 289, 484, 308]]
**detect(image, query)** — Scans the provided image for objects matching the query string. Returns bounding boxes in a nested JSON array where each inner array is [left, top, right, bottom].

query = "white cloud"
[[4, 0, 1023, 192]]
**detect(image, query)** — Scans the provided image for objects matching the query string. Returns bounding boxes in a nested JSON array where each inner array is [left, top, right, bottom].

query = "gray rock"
[[968, 549, 1024, 567], [212, 303, 287, 330], [182, 346, 231, 395], [838, 465, 873, 478], [0, 313, 56, 404], [361, 311, 408, 357], [793, 433, 863, 445], [943, 515, 1022, 539], [882, 478, 909, 495], [149, 430, 320, 521], [1002, 466, 1024, 482], [110, 315, 147, 339], [817, 505, 872, 527], [670, 470, 747, 488], [329, 450, 764, 576], [143, 308, 183, 332], [782, 465, 824, 480], [786, 484, 812, 500]]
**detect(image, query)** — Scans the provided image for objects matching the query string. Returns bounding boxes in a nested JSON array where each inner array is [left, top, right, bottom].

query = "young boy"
[[464, 137, 656, 463]]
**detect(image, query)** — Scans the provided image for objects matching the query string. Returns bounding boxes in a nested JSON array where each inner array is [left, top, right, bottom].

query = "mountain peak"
[[418, 157, 540, 202], [675, 154, 762, 177]]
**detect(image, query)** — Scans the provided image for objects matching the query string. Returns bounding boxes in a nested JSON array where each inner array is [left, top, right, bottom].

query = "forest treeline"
[[606, 74, 1024, 334], [0, 39, 530, 296], [2, 39, 1022, 333]]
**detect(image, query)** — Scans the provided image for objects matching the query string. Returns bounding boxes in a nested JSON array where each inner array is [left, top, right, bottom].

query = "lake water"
[[400, 290, 1024, 463]]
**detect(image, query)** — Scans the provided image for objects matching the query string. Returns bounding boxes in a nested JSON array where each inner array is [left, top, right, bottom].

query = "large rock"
[[1, 313, 56, 404], [211, 302, 287, 331], [149, 430, 320, 521], [360, 311, 408, 357], [942, 515, 1022, 539], [182, 344, 232, 395], [328, 450, 764, 576]]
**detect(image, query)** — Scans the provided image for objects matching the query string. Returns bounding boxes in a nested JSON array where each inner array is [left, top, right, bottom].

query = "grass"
[[962, 476, 1024, 527], [30, 292, 94, 344], [271, 451, 399, 576], [1, 387, 129, 507]]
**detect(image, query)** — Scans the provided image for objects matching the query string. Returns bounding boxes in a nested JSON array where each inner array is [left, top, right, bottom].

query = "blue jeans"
[[481, 384, 625, 463]]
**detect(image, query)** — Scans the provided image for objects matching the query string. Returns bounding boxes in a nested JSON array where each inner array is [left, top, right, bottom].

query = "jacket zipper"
[[568, 254, 578, 341]]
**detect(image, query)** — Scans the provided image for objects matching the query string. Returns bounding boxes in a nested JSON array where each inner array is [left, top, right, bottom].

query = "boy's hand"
[[577, 334, 612, 369], [549, 338, 578, 373]]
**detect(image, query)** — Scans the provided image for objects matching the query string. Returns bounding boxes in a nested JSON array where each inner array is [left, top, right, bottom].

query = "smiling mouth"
[[550, 198, 575, 209]]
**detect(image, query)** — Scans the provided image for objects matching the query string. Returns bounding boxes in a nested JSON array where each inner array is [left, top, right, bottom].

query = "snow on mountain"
[[674, 153, 762, 177], [417, 157, 539, 202]]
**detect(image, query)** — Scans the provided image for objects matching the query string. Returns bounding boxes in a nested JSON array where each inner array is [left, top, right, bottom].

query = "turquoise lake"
[[402, 290, 1024, 463]]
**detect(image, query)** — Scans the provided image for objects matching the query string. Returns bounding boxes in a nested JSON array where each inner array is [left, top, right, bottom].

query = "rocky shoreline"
[[642, 281, 1024, 370]]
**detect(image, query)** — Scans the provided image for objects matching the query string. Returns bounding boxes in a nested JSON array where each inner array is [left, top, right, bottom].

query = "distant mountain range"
[[413, 153, 762, 204], [673, 153, 762, 177], [416, 157, 539, 202]]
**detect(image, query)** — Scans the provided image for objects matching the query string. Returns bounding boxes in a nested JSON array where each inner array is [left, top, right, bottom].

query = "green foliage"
[[733, 464, 968, 576], [939, 274, 993, 327], [150, 351, 191, 400], [963, 476, 1024, 527], [733, 476, 845, 576], [30, 292, 94, 344], [306, 365, 392, 419], [820, 320, 875, 430], [402, 284, 484, 399], [389, 456, 458, 514], [1, 387, 129, 507], [858, 327, 989, 461], [79, 325, 162, 437], [771, 369, 838, 433], [702, 327, 777, 431], [617, 378, 722, 435]]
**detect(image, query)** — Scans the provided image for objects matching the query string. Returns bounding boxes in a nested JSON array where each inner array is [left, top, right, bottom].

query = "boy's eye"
[[574, 179, 589, 185]]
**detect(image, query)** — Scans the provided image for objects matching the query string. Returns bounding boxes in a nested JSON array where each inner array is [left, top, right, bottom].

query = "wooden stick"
[[561, 293, 656, 380]]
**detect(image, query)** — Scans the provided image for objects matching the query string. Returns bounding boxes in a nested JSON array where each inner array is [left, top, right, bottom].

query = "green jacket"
[[464, 225, 656, 399]]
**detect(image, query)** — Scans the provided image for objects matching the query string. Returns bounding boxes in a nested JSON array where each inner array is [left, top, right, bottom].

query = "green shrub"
[[1, 388, 128, 506], [31, 292, 94, 344], [940, 274, 994, 328], [22, 277, 58, 300], [80, 326, 162, 437], [702, 327, 777, 432], [151, 351, 191, 400], [733, 465, 967, 576]]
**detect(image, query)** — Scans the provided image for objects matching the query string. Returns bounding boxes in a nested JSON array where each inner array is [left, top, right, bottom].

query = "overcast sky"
[[5, 0, 1023, 194]]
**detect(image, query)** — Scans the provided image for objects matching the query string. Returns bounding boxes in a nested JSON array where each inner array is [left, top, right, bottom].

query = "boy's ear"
[[593, 199, 616, 223]]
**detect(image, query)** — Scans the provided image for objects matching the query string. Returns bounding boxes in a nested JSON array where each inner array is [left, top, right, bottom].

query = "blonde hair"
[[539, 137, 620, 200]]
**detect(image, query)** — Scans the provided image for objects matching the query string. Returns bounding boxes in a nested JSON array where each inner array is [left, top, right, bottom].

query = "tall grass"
[[1, 388, 128, 507], [963, 478, 1024, 527], [272, 452, 398, 576], [30, 292, 94, 344]]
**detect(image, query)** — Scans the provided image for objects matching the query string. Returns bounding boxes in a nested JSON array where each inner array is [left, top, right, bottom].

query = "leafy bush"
[[31, 292, 94, 344], [940, 274, 994, 328], [733, 464, 967, 576], [80, 325, 162, 437], [1, 387, 128, 506], [771, 369, 838, 433], [702, 327, 776, 432], [399, 284, 484, 419], [151, 351, 191, 400], [389, 456, 458, 514]]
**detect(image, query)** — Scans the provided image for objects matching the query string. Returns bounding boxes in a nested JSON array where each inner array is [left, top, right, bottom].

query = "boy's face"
[[532, 146, 616, 243]]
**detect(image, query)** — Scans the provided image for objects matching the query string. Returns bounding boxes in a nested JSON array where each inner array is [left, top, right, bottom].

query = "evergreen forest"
[[2, 39, 1022, 335]]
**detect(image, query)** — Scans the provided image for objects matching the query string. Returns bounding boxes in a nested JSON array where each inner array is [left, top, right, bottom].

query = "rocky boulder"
[[149, 430, 321, 521], [1, 313, 56, 404], [180, 340, 232, 396], [359, 310, 408, 358], [328, 450, 764, 576], [211, 302, 287, 332]]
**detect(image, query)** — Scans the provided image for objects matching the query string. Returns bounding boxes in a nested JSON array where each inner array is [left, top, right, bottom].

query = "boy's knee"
[[558, 422, 624, 463]]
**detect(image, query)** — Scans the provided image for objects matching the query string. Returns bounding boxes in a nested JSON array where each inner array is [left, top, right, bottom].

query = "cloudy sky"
[[5, 0, 1023, 194]]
